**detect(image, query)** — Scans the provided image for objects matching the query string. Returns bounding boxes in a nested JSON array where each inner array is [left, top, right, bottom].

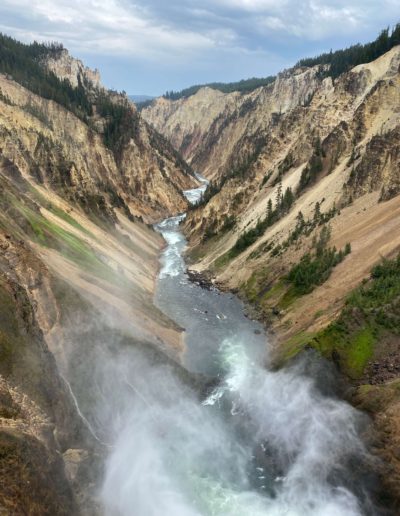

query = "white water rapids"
[[100, 175, 376, 515]]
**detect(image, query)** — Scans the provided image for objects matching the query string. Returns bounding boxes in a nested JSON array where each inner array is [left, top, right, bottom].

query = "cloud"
[[212, 0, 395, 40], [2, 0, 397, 58], [0, 0, 398, 93], [0, 0, 223, 62], [213, 0, 289, 12]]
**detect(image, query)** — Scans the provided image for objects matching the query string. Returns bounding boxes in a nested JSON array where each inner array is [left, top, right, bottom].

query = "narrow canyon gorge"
[[0, 28, 400, 516]]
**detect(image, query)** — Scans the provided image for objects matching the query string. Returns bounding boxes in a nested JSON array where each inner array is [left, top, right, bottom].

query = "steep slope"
[[181, 46, 400, 330], [0, 35, 197, 222], [145, 45, 400, 325], [0, 38, 197, 514], [0, 44, 195, 354], [1, 77, 193, 222], [143, 67, 324, 181]]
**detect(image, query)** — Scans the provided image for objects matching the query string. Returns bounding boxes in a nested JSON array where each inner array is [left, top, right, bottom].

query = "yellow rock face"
[[144, 47, 400, 334]]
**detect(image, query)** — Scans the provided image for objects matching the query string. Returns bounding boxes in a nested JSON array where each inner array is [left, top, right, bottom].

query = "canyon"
[[143, 44, 400, 374], [0, 31, 400, 515], [144, 42, 400, 510]]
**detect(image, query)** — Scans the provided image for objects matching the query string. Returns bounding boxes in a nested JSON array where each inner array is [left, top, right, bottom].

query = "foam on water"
[[156, 214, 186, 278], [101, 337, 368, 516], [183, 172, 209, 205]]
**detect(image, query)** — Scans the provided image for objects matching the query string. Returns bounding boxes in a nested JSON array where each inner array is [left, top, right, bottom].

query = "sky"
[[0, 0, 399, 96]]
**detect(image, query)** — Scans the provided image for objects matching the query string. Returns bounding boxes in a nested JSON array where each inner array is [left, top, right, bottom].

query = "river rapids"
[[100, 175, 377, 516]]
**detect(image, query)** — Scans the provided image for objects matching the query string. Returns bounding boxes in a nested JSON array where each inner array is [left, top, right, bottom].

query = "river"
[[101, 176, 376, 516]]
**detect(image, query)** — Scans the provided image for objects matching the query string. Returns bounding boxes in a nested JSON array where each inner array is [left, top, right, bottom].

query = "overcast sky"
[[0, 0, 399, 95]]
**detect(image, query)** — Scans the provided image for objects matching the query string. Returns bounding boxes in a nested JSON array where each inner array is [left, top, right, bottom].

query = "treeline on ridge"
[[0, 33, 92, 119], [0, 33, 140, 154], [163, 76, 276, 101], [297, 24, 400, 78]]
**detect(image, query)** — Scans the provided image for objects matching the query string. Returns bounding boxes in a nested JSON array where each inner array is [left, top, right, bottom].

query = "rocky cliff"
[[44, 48, 102, 90], [143, 65, 325, 181], [143, 46, 400, 326]]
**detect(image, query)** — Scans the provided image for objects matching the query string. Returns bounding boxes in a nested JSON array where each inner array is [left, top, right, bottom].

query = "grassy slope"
[[277, 255, 400, 379]]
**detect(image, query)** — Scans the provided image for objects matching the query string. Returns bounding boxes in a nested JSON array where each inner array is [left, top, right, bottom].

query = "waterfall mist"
[[98, 338, 374, 516], [89, 180, 378, 515]]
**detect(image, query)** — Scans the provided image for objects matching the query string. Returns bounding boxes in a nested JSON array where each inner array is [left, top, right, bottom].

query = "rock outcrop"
[[44, 48, 102, 90]]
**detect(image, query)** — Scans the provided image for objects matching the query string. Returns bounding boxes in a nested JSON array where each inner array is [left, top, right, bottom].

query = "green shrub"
[[286, 227, 351, 295], [287, 246, 347, 294], [230, 186, 295, 254], [308, 254, 400, 378]]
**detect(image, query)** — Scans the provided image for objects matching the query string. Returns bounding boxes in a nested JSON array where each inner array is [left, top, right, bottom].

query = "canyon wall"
[[143, 46, 400, 339], [0, 46, 196, 514]]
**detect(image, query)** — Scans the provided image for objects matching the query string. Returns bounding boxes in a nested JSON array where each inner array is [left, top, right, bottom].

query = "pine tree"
[[267, 198, 273, 220], [275, 181, 282, 209], [296, 210, 304, 222], [313, 201, 321, 221], [282, 187, 294, 212]]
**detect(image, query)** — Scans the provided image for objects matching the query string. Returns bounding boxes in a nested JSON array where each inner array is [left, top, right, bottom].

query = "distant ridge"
[[162, 76, 276, 101], [129, 94, 155, 103]]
